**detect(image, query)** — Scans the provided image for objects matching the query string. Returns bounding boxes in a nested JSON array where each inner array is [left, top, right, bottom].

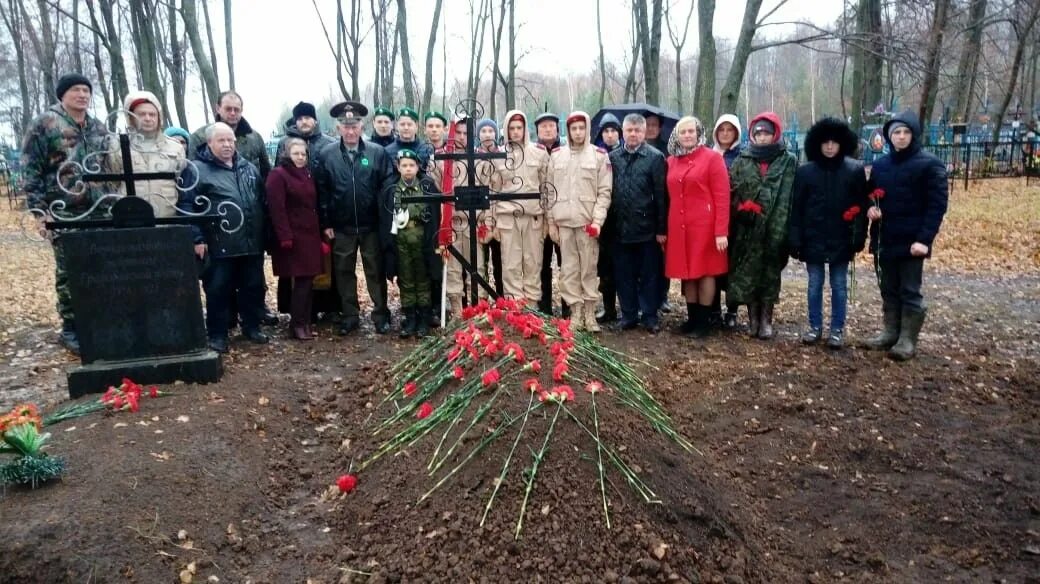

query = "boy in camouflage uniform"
[[383, 150, 442, 338], [21, 73, 109, 354]]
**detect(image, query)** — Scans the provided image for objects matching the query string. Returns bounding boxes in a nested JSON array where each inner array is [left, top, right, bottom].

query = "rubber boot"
[[865, 303, 901, 350], [747, 303, 761, 338], [60, 319, 80, 355], [571, 302, 585, 332], [400, 307, 418, 338], [888, 308, 926, 361], [758, 303, 775, 340], [416, 307, 432, 338], [686, 305, 711, 339]]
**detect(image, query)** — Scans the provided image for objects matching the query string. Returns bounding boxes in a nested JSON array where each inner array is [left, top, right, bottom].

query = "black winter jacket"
[[184, 146, 266, 258], [606, 143, 668, 244], [789, 118, 870, 264], [868, 111, 948, 259], [315, 139, 395, 235], [276, 120, 337, 173]]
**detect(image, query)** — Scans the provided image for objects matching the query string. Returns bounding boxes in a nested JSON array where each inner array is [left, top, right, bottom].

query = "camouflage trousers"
[[397, 226, 431, 309], [53, 237, 74, 322]]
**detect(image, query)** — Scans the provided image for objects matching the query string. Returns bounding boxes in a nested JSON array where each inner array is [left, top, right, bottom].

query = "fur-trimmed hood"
[[804, 117, 858, 163]]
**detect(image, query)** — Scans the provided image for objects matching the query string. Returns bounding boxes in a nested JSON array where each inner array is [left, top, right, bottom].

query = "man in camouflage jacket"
[[21, 73, 109, 355]]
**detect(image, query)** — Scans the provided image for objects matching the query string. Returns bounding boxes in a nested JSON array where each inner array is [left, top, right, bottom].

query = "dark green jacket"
[[727, 146, 797, 304], [189, 116, 271, 180], [20, 103, 109, 212]]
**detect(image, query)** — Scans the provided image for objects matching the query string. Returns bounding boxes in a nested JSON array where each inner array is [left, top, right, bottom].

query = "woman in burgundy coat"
[[266, 138, 322, 340], [664, 116, 731, 338]]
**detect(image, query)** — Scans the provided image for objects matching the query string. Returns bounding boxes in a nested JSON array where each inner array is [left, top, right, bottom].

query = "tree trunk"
[[952, 0, 988, 123], [596, 0, 607, 110], [693, 0, 716, 119], [181, 0, 220, 107], [89, 0, 130, 102], [421, 0, 444, 114], [489, 0, 506, 119], [0, 0, 31, 135], [71, 0, 83, 73], [130, 0, 163, 100], [991, 0, 1040, 142], [503, 0, 516, 110], [917, 0, 951, 137], [158, 0, 189, 128], [397, 0, 416, 107], [466, 0, 490, 100], [33, 0, 56, 100], [624, 5, 644, 102], [665, 0, 696, 113], [717, 0, 764, 116], [850, 0, 883, 132], [370, 0, 384, 106], [90, 29, 114, 113], [224, 0, 235, 89], [201, 0, 222, 91]]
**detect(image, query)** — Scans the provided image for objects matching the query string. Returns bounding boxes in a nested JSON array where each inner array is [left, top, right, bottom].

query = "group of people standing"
[[21, 71, 948, 361]]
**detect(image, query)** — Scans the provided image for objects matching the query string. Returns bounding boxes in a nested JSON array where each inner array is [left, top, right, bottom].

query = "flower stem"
[[481, 390, 535, 527], [590, 391, 611, 529], [515, 400, 562, 539]]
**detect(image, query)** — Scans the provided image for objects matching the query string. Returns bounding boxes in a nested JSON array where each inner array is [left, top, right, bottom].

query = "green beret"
[[397, 107, 419, 122], [396, 149, 420, 162], [373, 107, 395, 120], [424, 111, 448, 125]]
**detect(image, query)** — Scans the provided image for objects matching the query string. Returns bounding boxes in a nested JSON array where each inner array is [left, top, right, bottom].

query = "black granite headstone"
[[61, 225, 221, 397]]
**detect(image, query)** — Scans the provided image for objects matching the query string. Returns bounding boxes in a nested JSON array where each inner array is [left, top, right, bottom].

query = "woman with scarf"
[[663, 116, 731, 338], [727, 112, 798, 340]]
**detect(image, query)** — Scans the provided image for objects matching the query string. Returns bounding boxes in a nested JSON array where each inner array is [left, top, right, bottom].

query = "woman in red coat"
[[664, 116, 731, 338], [266, 138, 323, 340]]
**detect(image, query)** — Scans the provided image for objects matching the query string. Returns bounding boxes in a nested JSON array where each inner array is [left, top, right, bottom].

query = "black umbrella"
[[590, 103, 681, 149]]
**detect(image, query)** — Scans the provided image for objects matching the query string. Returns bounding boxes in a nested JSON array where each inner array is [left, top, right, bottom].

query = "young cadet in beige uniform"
[[428, 118, 494, 315], [547, 111, 612, 332], [494, 110, 550, 303]]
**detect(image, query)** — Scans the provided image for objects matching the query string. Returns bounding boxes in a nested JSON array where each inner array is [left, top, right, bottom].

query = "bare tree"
[[85, 0, 129, 103], [421, 0, 444, 114], [665, 0, 696, 112], [952, 0, 989, 122], [397, 0, 416, 107], [224, 0, 235, 90], [0, 0, 31, 134], [624, 6, 644, 102], [991, 0, 1040, 141], [466, 0, 491, 100], [633, 0, 664, 104], [694, 0, 716, 118], [849, 0, 883, 131], [201, 0, 222, 93], [180, 0, 220, 107], [917, 0, 951, 135], [155, 0, 189, 127], [71, 0, 82, 73], [596, 0, 607, 109]]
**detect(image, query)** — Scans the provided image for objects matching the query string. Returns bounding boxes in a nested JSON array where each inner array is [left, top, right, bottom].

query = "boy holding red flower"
[[788, 118, 869, 349], [863, 111, 948, 360]]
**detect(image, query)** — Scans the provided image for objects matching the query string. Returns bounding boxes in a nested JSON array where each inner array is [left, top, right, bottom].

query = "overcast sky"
[[167, 0, 842, 136]]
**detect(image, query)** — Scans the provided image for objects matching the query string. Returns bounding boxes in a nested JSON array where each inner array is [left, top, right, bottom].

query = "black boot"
[[687, 305, 711, 339], [416, 307, 432, 338], [60, 319, 80, 355], [678, 303, 697, 334], [400, 307, 417, 338]]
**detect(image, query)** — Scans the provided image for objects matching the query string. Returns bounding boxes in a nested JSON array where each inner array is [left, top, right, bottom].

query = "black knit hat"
[[55, 73, 92, 100], [292, 101, 317, 120]]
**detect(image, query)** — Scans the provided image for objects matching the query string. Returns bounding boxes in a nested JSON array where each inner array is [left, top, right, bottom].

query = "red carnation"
[[554, 385, 575, 402], [584, 380, 604, 394], [737, 200, 764, 215], [553, 362, 569, 382], [336, 474, 358, 494], [403, 381, 418, 397], [447, 347, 462, 362], [523, 378, 543, 393], [148, 386, 159, 398], [452, 366, 465, 380], [417, 402, 434, 419], [869, 188, 885, 202], [321, 242, 332, 255], [477, 225, 490, 241], [481, 368, 501, 387], [503, 342, 526, 363], [585, 224, 600, 237], [842, 205, 861, 222], [526, 359, 542, 373]]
